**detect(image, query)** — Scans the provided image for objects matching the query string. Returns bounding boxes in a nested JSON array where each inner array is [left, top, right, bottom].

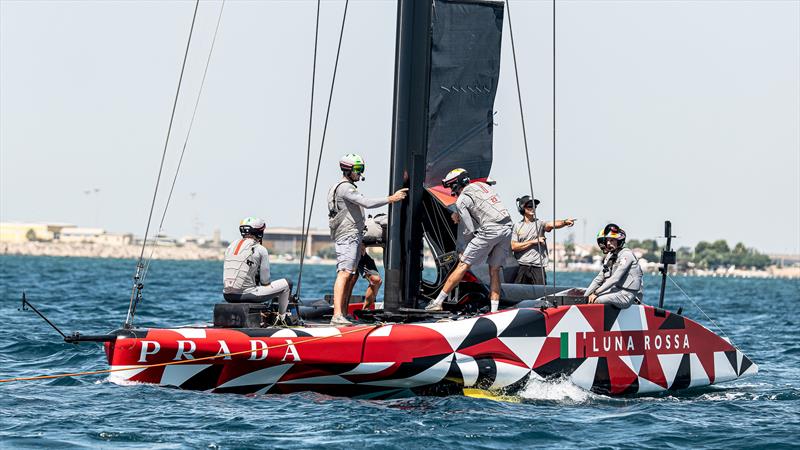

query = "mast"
[[658, 220, 676, 309], [385, 0, 433, 312]]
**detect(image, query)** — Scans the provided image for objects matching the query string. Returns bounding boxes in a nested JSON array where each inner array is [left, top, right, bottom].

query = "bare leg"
[[488, 266, 502, 301], [489, 266, 503, 312], [426, 262, 472, 311], [442, 262, 471, 295], [364, 274, 382, 308], [332, 270, 353, 317], [344, 273, 358, 313]]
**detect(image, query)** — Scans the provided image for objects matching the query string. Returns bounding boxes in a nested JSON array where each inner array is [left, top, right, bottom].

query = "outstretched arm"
[[341, 187, 407, 209], [544, 218, 576, 232]]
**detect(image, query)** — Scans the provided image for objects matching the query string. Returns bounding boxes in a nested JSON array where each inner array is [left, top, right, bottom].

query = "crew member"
[[328, 153, 407, 326], [426, 168, 512, 313], [222, 217, 293, 320], [585, 223, 644, 308], [511, 195, 576, 285]]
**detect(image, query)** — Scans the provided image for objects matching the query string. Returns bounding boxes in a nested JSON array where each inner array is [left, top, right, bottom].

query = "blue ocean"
[[1, 255, 798, 449]]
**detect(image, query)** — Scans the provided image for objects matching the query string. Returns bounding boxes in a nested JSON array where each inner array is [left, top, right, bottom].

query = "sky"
[[1, 0, 798, 255]]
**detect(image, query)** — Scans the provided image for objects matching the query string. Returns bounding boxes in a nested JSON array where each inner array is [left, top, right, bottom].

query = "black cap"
[[515, 196, 541, 215]]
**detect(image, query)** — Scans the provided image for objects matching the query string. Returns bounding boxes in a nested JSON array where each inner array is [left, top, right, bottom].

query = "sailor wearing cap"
[[511, 196, 576, 285], [426, 168, 512, 313]]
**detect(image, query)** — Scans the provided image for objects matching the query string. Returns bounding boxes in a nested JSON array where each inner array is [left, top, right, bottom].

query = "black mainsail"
[[425, 0, 504, 188], [385, 0, 504, 311]]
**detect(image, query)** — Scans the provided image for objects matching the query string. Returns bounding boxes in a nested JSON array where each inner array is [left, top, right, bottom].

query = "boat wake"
[[104, 374, 147, 387], [518, 376, 594, 403]]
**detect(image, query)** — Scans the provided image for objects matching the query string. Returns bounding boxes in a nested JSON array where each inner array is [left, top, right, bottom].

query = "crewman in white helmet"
[[426, 168, 512, 313], [223, 217, 293, 323], [327, 154, 408, 326]]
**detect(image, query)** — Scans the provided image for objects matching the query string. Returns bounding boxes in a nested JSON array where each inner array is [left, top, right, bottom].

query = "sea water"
[[0, 255, 798, 449]]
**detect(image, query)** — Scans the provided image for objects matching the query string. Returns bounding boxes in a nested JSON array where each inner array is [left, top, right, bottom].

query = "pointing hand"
[[388, 188, 409, 203]]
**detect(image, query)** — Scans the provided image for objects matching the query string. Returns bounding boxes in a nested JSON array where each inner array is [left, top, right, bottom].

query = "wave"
[[518, 376, 594, 403]]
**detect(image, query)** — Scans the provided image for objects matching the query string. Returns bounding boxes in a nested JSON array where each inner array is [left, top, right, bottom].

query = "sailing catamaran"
[[58, 0, 756, 398]]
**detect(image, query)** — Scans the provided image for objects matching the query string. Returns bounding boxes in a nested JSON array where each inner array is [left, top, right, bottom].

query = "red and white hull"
[[106, 304, 757, 398]]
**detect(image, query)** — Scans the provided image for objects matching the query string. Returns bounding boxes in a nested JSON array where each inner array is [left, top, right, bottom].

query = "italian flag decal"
[[560, 332, 577, 359]]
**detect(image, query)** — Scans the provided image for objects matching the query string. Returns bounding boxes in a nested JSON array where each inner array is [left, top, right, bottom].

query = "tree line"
[[627, 239, 772, 270]]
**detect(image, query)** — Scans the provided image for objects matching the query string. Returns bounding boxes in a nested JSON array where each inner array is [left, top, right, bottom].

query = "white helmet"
[[339, 153, 365, 175], [239, 217, 266, 238], [442, 168, 470, 195]]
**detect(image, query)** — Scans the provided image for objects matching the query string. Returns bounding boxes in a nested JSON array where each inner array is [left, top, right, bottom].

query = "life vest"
[[460, 182, 511, 228], [604, 247, 644, 292], [327, 180, 360, 240], [223, 238, 259, 294]]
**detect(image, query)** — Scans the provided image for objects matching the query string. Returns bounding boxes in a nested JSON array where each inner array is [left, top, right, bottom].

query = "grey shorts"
[[335, 234, 361, 273], [461, 225, 512, 267]]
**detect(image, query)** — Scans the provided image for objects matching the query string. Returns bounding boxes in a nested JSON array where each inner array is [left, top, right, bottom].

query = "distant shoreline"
[[2, 241, 797, 279], [2, 241, 225, 261]]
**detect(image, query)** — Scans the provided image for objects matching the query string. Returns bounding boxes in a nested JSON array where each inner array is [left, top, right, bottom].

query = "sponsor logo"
[[136, 339, 301, 363], [560, 331, 690, 359]]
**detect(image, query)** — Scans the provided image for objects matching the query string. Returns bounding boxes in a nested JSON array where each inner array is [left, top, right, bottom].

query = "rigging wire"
[[551, 0, 558, 290], [505, 0, 548, 287], [438, 202, 456, 244], [124, 0, 201, 328], [505, 1, 535, 205], [297, 0, 323, 299], [422, 200, 445, 250], [296, 0, 350, 298], [667, 275, 739, 349], [142, 0, 227, 283]]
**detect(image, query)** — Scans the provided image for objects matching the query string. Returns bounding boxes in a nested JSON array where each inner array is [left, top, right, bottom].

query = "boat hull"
[[105, 305, 757, 398]]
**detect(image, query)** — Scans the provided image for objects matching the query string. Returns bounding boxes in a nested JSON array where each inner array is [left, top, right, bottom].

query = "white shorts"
[[461, 225, 512, 267], [335, 234, 361, 273]]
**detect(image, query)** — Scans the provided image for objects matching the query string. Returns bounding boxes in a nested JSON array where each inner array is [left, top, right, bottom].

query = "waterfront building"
[[0, 222, 135, 246], [262, 227, 333, 258], [178, 229, 223, 248], [60, 228, 133, 246], [0, 222, 76, 242]]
